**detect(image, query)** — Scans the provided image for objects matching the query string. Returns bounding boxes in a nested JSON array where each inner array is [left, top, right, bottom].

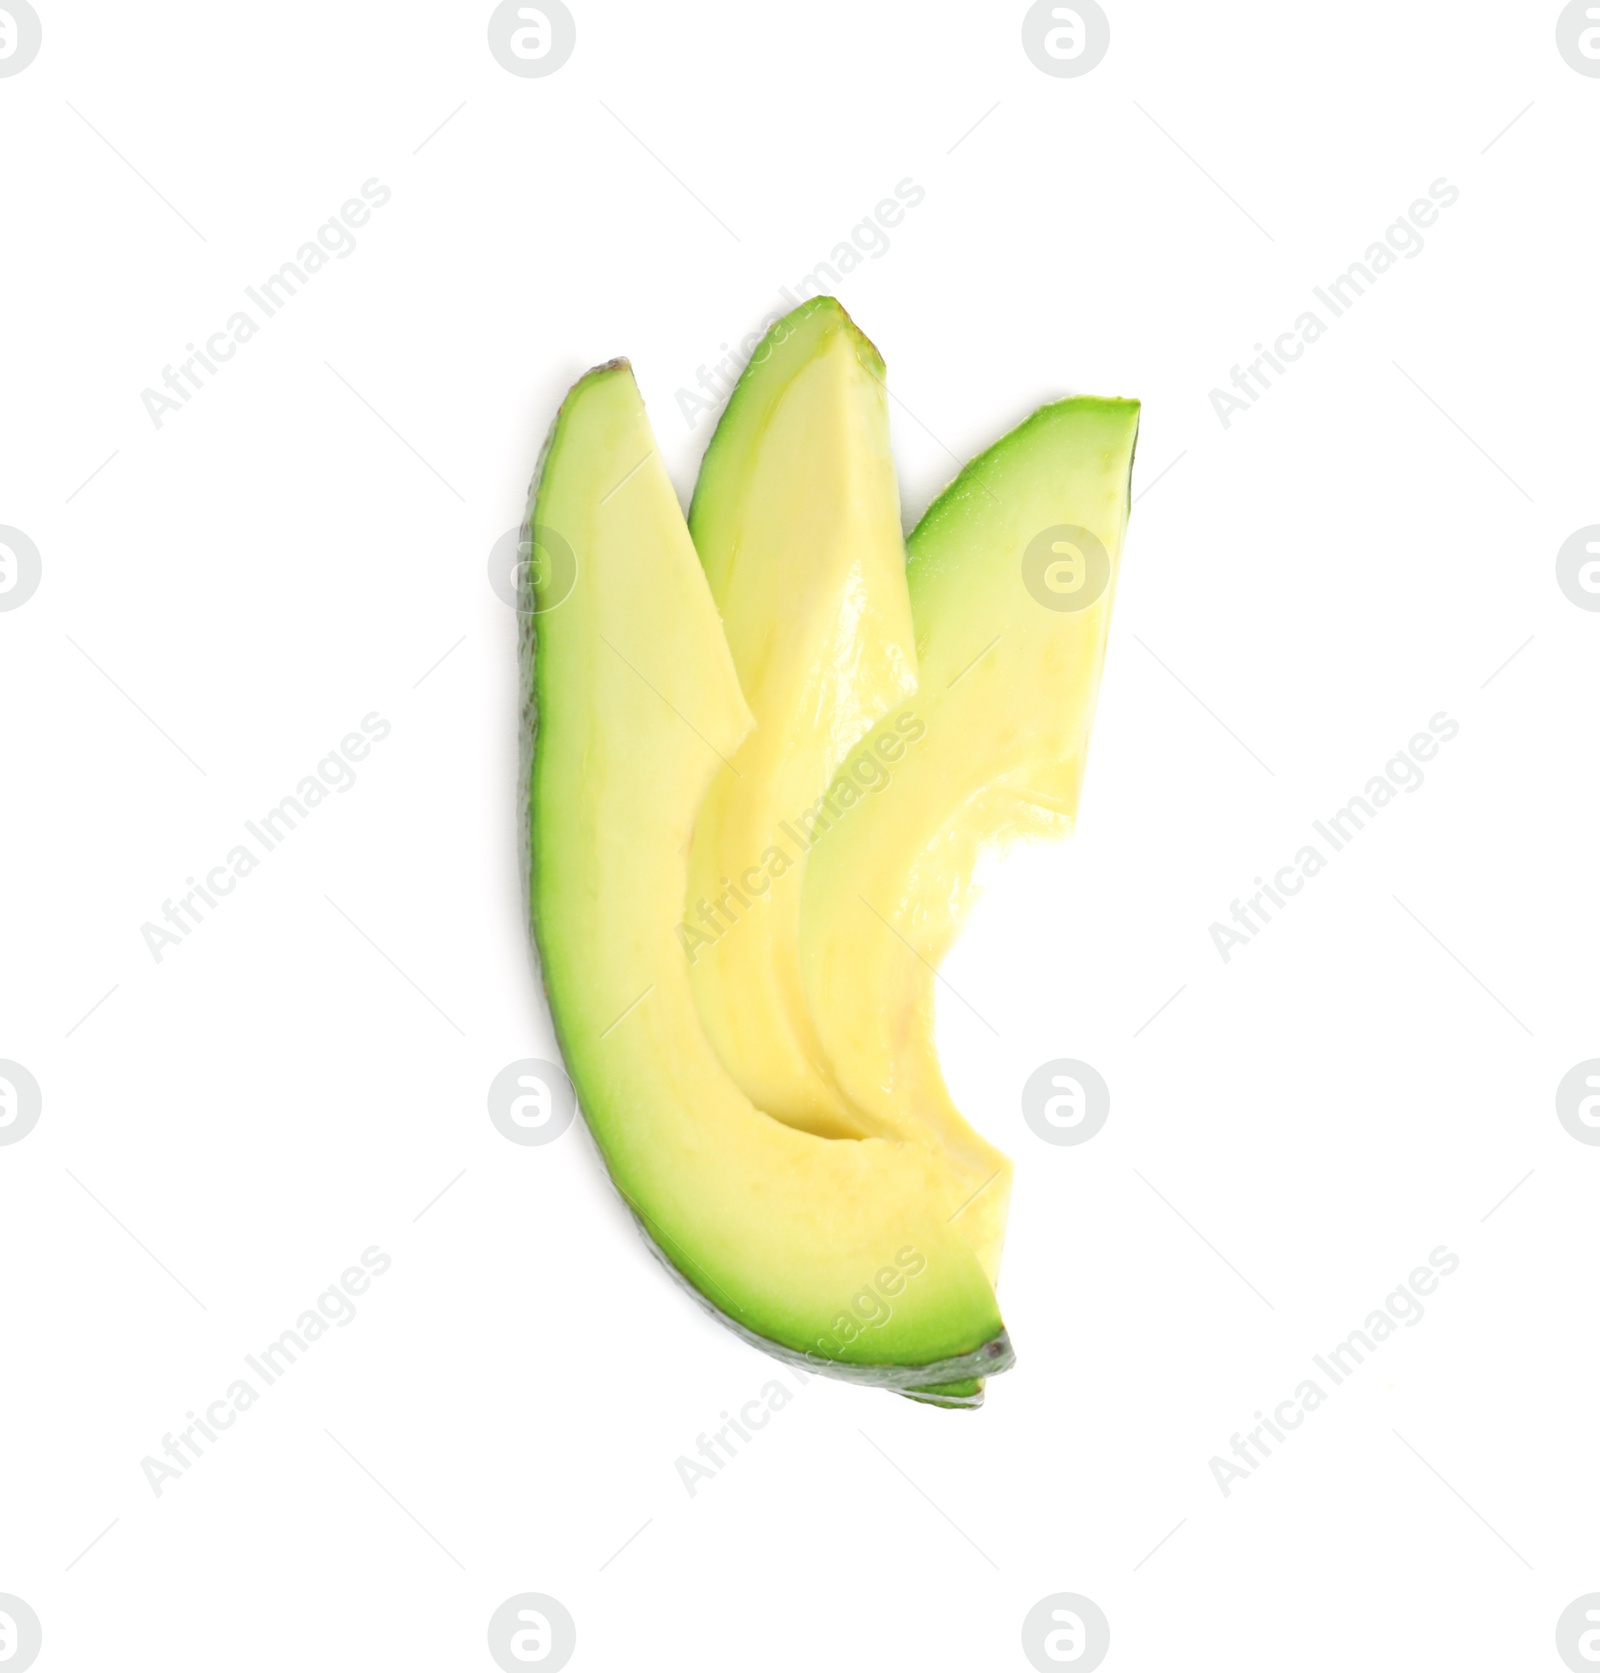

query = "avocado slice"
[[897, 1374, 986, 1408], [684, 298, 914, 1139], [682, 298, 1012, 1272], [522, 359, 1012, 1389], [798, 397, 1140, 1243]]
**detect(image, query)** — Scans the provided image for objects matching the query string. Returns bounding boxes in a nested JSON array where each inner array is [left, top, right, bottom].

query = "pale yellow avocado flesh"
[[524, 360, 1010, 1380], [798, 397, 1141, 1269], [685, 299, 916, 1139], [683, 300, 1014, 1285]]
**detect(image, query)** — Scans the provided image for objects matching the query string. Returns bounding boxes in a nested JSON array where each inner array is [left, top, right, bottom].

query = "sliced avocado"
[[901, 1376, 986, 1408], [523, 359, 1012, 1386], [799, 397, 1140, 1250], [682, 299, 1012, 1280], [685, 298, 915, 1139]]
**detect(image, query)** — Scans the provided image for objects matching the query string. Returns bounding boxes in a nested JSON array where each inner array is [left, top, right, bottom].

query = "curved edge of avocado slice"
[[628, 1207, 1014, 1391], [687, 296, 885, 565], [515, 355, 632, 936], [898, 1378, 986, 1408]]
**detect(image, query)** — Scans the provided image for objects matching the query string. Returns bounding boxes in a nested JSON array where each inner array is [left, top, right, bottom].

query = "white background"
[[3, 2, 1598, 1668]]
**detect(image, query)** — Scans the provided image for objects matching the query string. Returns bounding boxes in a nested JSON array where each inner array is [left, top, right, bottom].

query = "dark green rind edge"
[[627, 1200, 1015, 1392], [898, 1382, 985, 1409], [517, 358, 632, 944]]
